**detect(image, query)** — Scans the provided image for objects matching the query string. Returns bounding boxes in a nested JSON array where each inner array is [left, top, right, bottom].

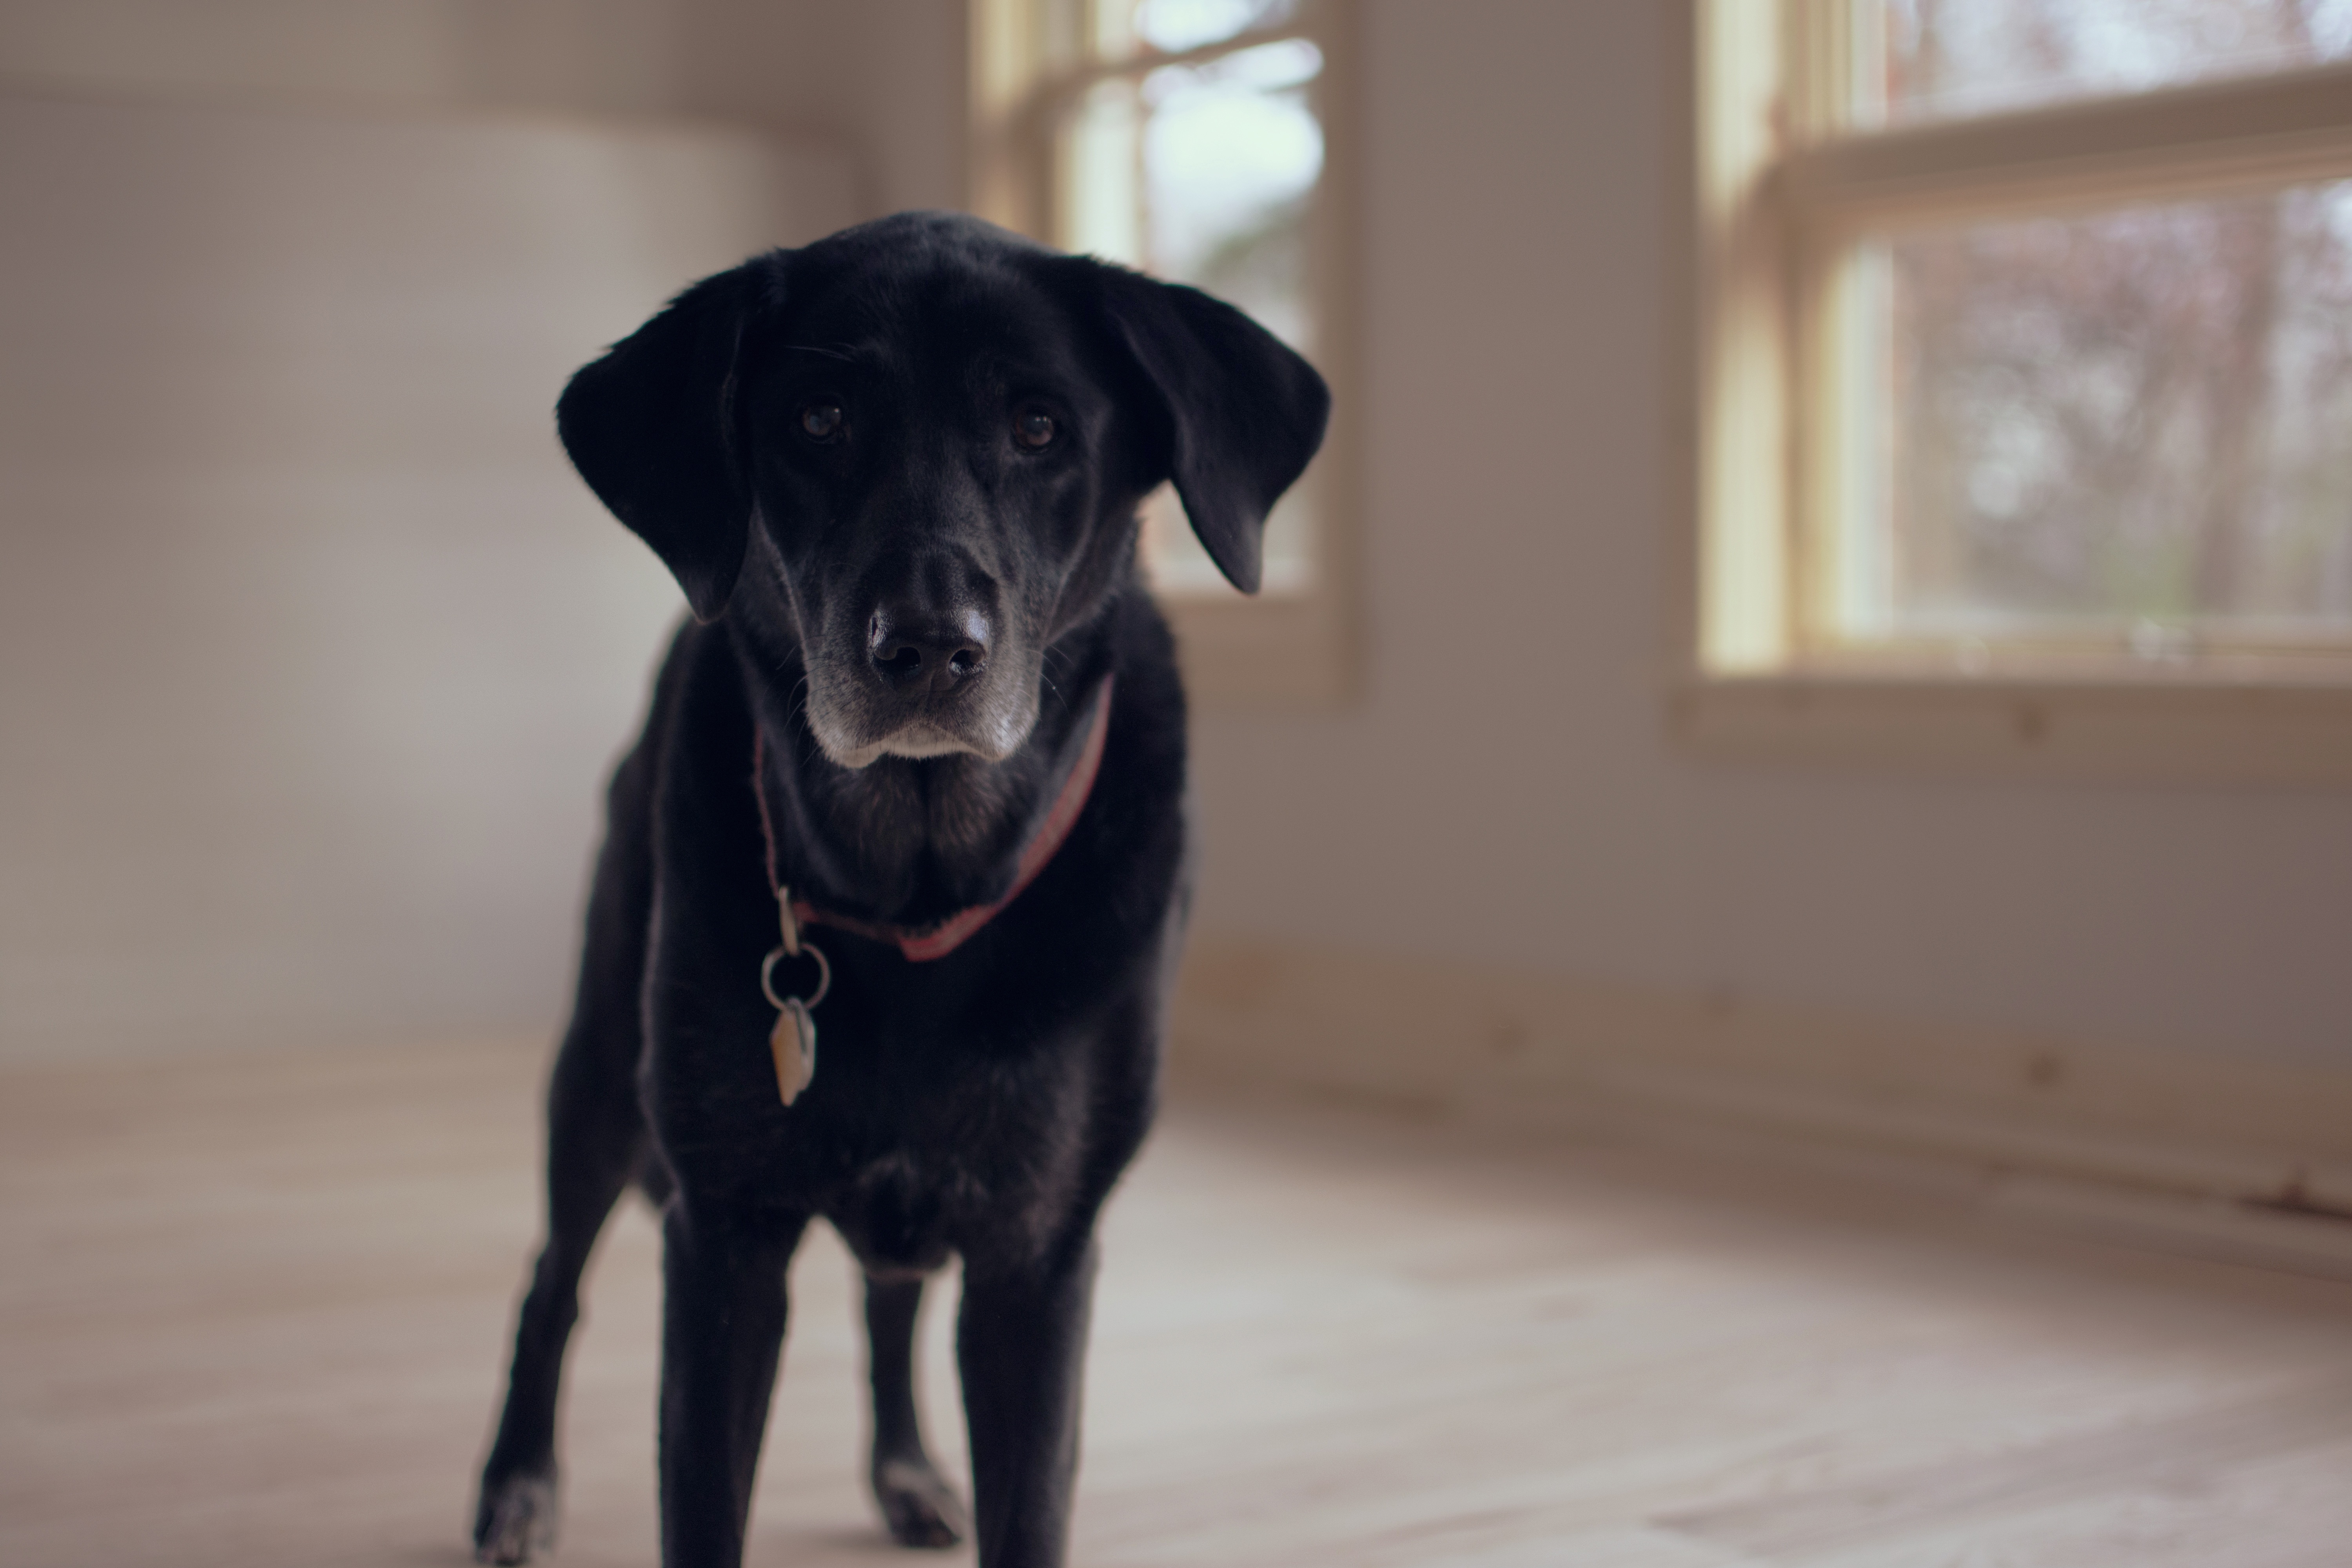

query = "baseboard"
[[1168, 934, 2352, 1274]]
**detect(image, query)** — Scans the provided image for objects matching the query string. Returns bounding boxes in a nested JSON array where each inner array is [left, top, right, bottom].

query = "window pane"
[[1875, 0, 2352, 125], [1142, 40, 1321, 347], [1090, 0, 1299, 63], [1848, 181, 2352, 655], [1062, 34, 1323, 595]]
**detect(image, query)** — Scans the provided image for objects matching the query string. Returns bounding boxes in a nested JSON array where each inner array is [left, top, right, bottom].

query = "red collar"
[[752, 675, 1113, 962]]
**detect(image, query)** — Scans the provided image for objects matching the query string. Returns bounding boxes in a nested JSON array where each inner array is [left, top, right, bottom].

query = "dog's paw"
[[873, 1457, 968, 1550], [473, 1471, 558, 1565]]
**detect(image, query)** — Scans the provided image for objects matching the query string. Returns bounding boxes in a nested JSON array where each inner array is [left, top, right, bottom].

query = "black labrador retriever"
[[472, 211, 1328, 1568]]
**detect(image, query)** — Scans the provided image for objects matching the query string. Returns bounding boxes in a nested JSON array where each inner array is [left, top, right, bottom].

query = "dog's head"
[[556, 211, 1328, 768]]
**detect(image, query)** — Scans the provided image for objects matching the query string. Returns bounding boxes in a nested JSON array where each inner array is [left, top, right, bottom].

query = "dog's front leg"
[[658, 1197, 805, 1568], [957, 1239, 1101, 1568]]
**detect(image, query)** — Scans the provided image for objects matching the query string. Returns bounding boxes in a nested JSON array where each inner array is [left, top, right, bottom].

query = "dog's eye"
[[1013, 410, 1056, 450], [799, 403, 844, 441]]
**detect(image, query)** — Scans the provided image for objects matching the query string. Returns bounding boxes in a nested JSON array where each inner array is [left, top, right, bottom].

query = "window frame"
[[1682, 0, 2352, 783], [970, 0, 1357, 705]]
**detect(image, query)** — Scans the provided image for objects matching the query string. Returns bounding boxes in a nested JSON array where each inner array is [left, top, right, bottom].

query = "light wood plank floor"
[[5, 1038, 2351, 1567]]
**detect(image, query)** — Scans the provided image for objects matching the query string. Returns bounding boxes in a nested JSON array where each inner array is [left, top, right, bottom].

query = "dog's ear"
[[555, 257, 782, 622], [1091, 267, 1331, 595]]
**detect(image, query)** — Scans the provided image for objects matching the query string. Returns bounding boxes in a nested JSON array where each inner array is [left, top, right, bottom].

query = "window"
[[1690, 1, 2352, 779], [972, 0, 1354, 702]]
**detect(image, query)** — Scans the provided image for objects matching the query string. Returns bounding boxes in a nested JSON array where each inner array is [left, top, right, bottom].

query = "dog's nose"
[[868, 605, 990, 695]]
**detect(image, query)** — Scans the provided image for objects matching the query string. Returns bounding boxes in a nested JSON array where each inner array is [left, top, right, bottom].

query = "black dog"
[[472, 211, 1327, 1568]]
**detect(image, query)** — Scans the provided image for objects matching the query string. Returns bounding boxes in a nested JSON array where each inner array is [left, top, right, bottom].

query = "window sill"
[[1670, 674, 2352, 788]]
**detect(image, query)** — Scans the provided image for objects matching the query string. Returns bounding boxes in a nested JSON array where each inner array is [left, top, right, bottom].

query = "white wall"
[[0, 0, 965, 213], [1187, 0, 2352, 1075], [0, 10, 864, 1059]]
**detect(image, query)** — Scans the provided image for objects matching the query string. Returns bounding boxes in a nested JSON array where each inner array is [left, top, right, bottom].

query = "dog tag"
[[769, 997, 817, 1105]]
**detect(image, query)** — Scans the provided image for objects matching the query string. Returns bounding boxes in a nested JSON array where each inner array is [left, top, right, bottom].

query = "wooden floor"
[[5, 1040, 2352, 1567]]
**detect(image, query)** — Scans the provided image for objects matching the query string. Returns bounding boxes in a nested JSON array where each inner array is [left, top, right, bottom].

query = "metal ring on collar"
[[760, 940, 831, 1012]]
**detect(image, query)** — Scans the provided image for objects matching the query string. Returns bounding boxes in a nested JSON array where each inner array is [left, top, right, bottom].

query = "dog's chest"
[[783, 1011, 1080, 1272], [824, 1147, 978, 1277]]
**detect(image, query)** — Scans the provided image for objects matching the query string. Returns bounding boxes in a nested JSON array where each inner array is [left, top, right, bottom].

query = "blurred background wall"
[[0, 1, 955, 1056], [0, 0, 964, 209], [2, 2, 2346, 1113]]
